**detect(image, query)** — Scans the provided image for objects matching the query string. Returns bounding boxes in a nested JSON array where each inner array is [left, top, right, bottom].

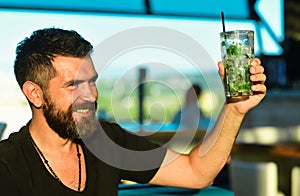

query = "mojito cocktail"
[[220, 30, 254, 97]]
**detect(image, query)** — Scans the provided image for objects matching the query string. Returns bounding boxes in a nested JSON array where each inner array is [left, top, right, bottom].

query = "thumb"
[[217, 61, 225, 80]]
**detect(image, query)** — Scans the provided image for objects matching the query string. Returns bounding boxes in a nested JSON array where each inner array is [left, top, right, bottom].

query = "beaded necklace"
[[29, 133, 82, 192]]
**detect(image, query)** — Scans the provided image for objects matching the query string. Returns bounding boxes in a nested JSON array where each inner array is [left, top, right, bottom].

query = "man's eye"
[[89, 81, 96, 86], [68, 82, 79, 89]]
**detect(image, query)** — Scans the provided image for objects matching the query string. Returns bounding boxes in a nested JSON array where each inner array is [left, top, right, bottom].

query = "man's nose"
[[80, 84, 98, 102]]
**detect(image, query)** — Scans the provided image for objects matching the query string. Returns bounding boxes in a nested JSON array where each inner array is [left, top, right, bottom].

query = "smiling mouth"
[[77, 109, 90, 113], [73, 102, 97, 114], [75, 108, 96, 115]]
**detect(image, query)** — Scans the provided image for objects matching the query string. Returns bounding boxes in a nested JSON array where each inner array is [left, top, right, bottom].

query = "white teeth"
[[77, 109, 89, 113]]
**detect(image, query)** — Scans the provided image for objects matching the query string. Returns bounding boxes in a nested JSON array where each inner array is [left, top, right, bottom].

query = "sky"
[[0, 9, 259, 74]]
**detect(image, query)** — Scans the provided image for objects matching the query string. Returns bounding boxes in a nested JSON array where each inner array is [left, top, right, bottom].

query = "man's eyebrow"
[[90, 73, 99, 82], [63, 79, 82, 87], [63, 73, 99, 87]]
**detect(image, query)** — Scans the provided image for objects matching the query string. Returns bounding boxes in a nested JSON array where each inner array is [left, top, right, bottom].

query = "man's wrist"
[[224, 103, 246, 118]]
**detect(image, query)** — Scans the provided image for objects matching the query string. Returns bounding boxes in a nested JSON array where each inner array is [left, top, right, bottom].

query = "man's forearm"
[[188, 103, 245, 185]]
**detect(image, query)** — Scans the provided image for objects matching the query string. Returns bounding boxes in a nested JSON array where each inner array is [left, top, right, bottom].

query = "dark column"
[[138, 68, 147, 125]]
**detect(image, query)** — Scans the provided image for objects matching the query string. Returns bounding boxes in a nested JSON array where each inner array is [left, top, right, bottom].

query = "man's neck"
[[28, 117, 74, 155], [28, 117, 86, 192]]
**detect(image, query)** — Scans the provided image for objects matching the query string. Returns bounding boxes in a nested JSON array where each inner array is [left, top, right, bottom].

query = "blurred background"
[[0, 0, 300, 195], [1, 0, 297, 137]]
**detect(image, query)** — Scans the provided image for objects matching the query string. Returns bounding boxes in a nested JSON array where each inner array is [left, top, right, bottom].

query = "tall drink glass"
[[220, 30, 254, 97]]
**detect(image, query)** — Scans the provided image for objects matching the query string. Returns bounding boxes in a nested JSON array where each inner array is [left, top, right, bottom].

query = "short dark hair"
[[14, 27, 93, 90]]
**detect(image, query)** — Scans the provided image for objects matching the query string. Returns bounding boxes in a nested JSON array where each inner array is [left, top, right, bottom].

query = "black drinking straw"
[[221, 12, 226, 33]]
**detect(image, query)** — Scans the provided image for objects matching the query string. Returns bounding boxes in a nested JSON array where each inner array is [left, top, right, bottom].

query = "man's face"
[[43, 56, 99, 140]]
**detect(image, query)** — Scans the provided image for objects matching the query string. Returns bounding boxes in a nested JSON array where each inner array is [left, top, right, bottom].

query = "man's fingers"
[[251, 58, 261, 66], [250, 73, 267, 83], [217, 61, 224, 77], [251, 83, 267, 94], [250, 65, 264, 75]]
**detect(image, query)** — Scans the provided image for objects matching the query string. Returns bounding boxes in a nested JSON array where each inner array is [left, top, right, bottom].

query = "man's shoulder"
[[98, 120, 129, 138], [99, 120, 123, 130], [0, 126, 34, 195], [0, 127, 28, 161]]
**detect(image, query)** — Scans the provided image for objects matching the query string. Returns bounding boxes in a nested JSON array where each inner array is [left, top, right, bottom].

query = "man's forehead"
[[53, 56, 97, 78]]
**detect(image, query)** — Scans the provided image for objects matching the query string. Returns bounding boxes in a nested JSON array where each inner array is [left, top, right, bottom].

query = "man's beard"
[[43, 93, 98, 140]]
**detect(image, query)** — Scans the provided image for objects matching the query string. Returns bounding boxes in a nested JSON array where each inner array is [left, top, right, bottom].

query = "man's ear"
[[22, 81, 44, 108]]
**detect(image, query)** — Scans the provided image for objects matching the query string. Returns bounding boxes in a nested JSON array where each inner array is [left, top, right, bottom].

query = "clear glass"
[[220, 30, 254, 97]]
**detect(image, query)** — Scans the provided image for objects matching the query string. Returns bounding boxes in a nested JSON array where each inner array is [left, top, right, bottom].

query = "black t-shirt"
[[0, 121, 167, 196]]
